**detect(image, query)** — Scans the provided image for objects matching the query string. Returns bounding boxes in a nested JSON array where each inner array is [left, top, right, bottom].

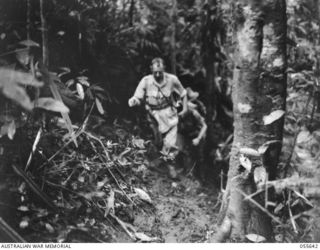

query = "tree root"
[[211, 217, 232, 242]]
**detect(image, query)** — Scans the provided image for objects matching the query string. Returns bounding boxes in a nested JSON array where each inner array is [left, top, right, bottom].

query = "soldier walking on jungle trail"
[[177, 87, 207, 180], [128, 58, 188, 178]]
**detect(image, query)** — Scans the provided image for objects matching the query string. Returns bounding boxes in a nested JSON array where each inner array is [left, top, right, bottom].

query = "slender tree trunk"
[[40, 0, 48, 66], [26, 0, 31, 41], [204, 62, 215, 122], [77, 0, 82, 61], [314, 0, 320, 113], [39, 0, 48, 129], [201, 0, 220, 165], [129, 0, 134, 27], [213, 0, 287, 242], [171, 0, 177, 74], [312, 0, 320, 242], [202, 0, 215, 140]]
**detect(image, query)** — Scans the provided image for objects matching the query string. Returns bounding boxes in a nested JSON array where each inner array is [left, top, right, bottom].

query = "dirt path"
[[132, 166, 220, 243]]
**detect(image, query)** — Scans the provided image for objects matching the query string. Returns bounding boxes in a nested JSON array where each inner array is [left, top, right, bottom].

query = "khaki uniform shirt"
[[133, 73, 186, 133]]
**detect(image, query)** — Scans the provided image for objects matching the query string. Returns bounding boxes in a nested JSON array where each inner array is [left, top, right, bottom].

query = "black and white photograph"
[[0, 0, 319, 245]]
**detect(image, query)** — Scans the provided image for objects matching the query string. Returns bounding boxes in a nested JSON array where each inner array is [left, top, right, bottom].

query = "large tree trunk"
[[213, 0, 287, 242]]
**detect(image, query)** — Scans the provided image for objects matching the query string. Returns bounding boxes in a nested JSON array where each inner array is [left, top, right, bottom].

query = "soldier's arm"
[[192, 109, 207, 146], [172, 75, 187, 116], [128, 77, 146, 107], [179, 94, 188, 117]]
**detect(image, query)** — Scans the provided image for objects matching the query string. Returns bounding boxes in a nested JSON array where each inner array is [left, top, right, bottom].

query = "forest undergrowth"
[[0, 112, 221, 243]]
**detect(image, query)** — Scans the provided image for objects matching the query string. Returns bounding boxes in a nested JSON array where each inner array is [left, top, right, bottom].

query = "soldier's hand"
[[128, 97, 139, 107], [192, 137, 200, 146]]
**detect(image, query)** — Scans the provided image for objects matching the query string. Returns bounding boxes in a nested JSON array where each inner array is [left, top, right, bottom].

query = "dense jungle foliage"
[[0, 0, 320, 243]]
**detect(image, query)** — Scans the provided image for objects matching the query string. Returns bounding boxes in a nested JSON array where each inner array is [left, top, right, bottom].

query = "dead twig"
[[288, 191, 298, 234], [109, 214, 136, 240], [186, 161, 197, 176], [25, 127, 42, 171], [113, 163, 127, 182], [213, 192, 223, 211], [243, 188, 265, 201], [213, 170, 226, 211], [265, 172, 269, 208], [84, 131, 110, 161], [292, 190, 314, 208]]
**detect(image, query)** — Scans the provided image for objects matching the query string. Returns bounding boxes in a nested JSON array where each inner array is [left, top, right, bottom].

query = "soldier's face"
[[152, 64, 164, 83]]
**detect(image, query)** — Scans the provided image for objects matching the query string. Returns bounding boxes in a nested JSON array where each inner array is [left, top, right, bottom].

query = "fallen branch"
[[0, 217, 26, 242], [12, 164, 56, 211]]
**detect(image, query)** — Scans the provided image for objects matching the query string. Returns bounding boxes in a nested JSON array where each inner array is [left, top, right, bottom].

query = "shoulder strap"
[[152, 81, 174, 107]]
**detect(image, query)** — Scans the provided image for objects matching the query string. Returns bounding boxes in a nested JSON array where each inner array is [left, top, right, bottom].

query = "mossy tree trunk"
[[213, 0, 287, 242]]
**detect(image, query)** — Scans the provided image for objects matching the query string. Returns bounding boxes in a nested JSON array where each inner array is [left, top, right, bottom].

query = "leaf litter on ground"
[[14, 116, 157, 242]]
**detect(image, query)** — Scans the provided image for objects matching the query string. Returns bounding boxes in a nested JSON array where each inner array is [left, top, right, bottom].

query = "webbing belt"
[[148, 102, 171, 110]]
